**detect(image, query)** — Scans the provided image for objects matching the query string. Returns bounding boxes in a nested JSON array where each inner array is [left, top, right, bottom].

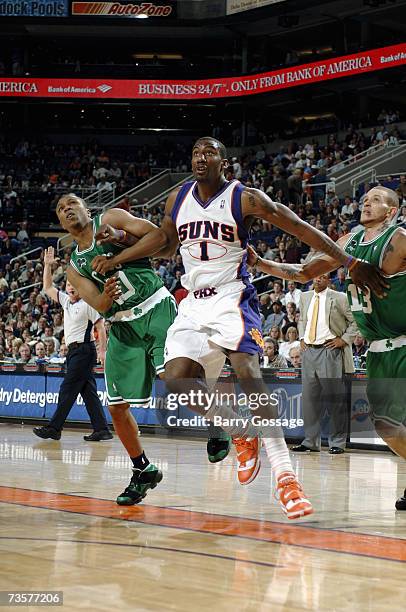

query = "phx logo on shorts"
[[248, 328, 264, 350]]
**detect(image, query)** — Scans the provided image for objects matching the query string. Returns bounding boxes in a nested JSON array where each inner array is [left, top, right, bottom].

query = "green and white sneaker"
[[207, 431, 232, 464], [116, 464, 163, 506]]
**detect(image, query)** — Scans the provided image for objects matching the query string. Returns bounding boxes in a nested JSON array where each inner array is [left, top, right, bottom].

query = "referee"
[[33, 247, 113, 442]]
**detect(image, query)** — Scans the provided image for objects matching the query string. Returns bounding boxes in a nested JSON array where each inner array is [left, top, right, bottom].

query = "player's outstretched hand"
[[246, 244, 259, 267], [103, 275, 122, 301], [92, 255, 116, 275], [96, 223, 120, 245], [44, 246, 58, 266], [350, 260, 389, 298]]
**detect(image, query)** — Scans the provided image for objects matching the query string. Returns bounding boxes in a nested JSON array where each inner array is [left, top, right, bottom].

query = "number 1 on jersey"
[[200, 241, 209, 261]]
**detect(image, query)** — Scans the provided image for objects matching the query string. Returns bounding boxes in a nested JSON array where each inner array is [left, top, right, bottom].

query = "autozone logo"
[[72, 2, 173, 17], [97, 84, 112, 93], [0, 81, 38, 93]]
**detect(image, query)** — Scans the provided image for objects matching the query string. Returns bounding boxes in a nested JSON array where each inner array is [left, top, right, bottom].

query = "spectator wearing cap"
[[264, 300, 285, 333]]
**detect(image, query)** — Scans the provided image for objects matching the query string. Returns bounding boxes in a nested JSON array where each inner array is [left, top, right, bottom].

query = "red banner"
[[0, 44, 404, 100]]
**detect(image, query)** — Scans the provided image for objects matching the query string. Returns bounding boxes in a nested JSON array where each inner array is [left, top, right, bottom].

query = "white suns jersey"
[[171, 179, 250, 292]]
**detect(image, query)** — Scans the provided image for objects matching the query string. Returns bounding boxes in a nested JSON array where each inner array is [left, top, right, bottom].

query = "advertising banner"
[[227, 0, 285, 15], [71, 1, 175, 18], [0, 0, 69, 17], [0, 44, 404, 100], [0, 374, 46, 418]]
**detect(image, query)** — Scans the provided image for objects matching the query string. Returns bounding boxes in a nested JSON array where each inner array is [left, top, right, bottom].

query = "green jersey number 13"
[[347, 283, 373, 314]]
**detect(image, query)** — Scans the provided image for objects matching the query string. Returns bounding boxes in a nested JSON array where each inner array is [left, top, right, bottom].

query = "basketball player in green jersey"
[[247, 185, 406, 510], [56, 193, 177, 506]]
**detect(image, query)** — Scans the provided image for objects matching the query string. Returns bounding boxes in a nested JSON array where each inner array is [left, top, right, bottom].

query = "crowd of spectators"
[[0, 138, 190, 226], [1, 122, 405, 369]]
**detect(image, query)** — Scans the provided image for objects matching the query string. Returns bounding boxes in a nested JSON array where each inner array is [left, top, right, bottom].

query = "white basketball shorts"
[[164, 280, 263, 379]]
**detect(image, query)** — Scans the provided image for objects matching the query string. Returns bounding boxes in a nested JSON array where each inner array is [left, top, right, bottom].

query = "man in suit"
[[292, 273, 358, 454]]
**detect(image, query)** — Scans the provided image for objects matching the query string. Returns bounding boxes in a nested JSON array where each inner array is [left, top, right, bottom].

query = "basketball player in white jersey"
[[92, 137, 385, 519]]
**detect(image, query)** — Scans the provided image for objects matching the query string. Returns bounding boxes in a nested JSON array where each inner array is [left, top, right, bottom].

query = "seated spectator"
[[268, 325, 283, 345], [50, 342, 68, 364], [169, 254, 185, 276], [332, 267, 346, 292], [263, 301, 285, 333], [43, 324, 61, 351], [279, 326, 300, 360], [262, 338, 288, 369], [16, 221, 30, 250], [44, 338, 58, 360], [15, 343, 36, 364], [169, 270, 183, 294], [288, 346, 302, 369], [9, 338, 23, 362], [282, 281, 302, 307], [352, 333, 368, 363], [282, 301, 297, 330], [34, 341, 48, 363], [259, 293, 273, 320], [52, 312, 64, 339]]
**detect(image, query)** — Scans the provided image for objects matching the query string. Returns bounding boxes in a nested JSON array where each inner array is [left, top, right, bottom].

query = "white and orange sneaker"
[[275, 472, 314, 519], [232, 437, 261, 485]]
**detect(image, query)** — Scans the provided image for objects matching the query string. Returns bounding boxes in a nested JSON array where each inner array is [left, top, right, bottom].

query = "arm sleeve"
[[87, 303, 102, 324], [57, 290, 69, 309]]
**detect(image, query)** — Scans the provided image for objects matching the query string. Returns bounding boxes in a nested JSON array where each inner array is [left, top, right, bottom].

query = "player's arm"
[[247, 237, 351, 283], [92, 192, 179, 274], [42, 247, 59, 302], [67, 266, 121, 314], [381, 227, 406, 274], [94, 317, 107, 366], [241, 188, 388, 297]]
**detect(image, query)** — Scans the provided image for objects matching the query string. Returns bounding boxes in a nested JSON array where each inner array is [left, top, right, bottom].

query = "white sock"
[[261, 428, 294, 480]]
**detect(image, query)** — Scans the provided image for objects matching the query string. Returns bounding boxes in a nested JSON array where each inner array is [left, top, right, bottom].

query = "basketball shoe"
[[275, 472, 314, 519], [207, 431, 232, 463], [116, 464, 163, 505], [232, 437, 261, 485]]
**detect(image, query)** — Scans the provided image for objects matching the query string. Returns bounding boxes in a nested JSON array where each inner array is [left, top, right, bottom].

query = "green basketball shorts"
[[104, 296, 177, 407], [366, 340, 406, 426]]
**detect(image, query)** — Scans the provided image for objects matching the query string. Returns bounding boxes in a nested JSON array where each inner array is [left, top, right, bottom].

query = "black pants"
[[49, 342, 108, 432]]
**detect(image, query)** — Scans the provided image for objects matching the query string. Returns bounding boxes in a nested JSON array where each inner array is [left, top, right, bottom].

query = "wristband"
[[348, 257, 359, 272], [117, 229, 127, 242]]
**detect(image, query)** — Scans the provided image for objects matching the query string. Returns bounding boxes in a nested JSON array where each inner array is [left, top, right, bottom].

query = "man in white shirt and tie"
[[292, 273, 358, 454]]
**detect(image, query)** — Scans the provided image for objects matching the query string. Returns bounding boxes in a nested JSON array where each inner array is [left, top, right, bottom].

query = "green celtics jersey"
[[70, 213, 163, 319], [344, 226, 406, 342]]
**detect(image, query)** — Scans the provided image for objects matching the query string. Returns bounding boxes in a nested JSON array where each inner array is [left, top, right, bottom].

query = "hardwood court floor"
[[0, 423, 405, 612]]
